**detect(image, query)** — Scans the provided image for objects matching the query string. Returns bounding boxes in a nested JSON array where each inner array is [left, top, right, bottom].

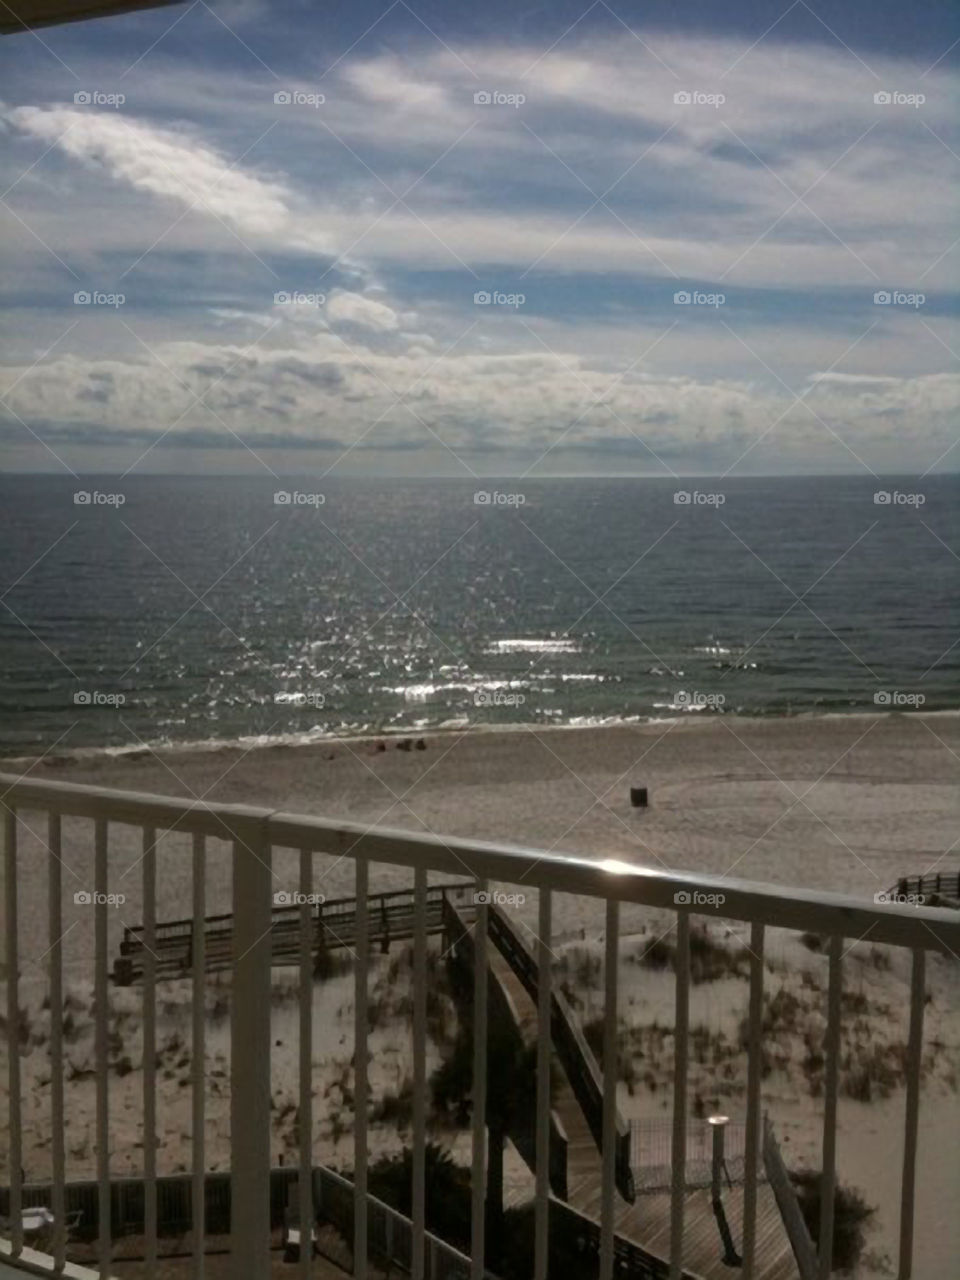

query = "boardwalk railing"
[[113, 880, 476, 983], [2, 771, 957, 1280], [763, 1117, 818, 1280], [483, 901, 635, 1202], [887, 871, 960, 906]]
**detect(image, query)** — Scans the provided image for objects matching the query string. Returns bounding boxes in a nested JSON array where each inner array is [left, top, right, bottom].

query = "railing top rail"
[[2, 771, 958, 952]]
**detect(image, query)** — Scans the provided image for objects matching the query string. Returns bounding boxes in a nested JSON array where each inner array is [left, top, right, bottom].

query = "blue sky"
[[0, 0, 957, 476]]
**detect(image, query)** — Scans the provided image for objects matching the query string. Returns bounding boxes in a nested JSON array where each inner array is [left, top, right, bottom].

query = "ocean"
[[0, 474, 956, 757]]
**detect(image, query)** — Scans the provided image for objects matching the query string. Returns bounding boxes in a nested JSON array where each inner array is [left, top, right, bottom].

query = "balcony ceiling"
[[0, 0, 182, 34]]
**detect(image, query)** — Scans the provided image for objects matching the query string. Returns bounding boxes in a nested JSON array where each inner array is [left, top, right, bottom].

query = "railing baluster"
[[48, 811, 66, 1273], [412, 866, 428, 1280], [670, 912, 690, 1280], [143, 827, 158, 1279], [192, 833, 206, 1279], [471, 879, 488, 1280], [354, 857, 370, 1275], [819, 934, 843, 1279], [94, 816, 110, 1278], [534, 887, 552, 1280], [898, 947, 926, 1279], [742, 921, 765, 1279], [600, 899, 620, 1280], [4, 804, 23, 1258], [230, 822, 272, 1277], [299, 847, 314, 1280]]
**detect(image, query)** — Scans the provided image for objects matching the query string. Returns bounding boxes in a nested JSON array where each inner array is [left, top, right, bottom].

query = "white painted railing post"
[[741, 920, 765, 1279], [354, 857, 370, 1275], [600, 899, 619, 1280], [898, 948, 925, 1279], [471, 880, 488, 1280], [819, 934, 843, 1279], [230, 819, 273, 1277], [534, 888, 552, 1280], [413, 865, 428, 1280], [670, 912, 691, 1280], [3, 804, 22, 1259]]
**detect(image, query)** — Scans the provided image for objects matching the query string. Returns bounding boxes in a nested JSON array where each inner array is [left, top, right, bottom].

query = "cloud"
[[7, 105, 292, 235], [325, 290, 401, 332]]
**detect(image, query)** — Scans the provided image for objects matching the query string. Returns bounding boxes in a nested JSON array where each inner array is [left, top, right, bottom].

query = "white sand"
[[2, 714, 958, 1276]]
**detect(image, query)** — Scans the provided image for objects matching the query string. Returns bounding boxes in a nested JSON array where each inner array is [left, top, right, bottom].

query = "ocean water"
[[0, 474, 956, 756]]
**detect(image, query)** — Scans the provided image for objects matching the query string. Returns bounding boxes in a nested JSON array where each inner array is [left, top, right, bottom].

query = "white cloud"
[[325, 290, 401, 332], [7, 105, 292, 235]]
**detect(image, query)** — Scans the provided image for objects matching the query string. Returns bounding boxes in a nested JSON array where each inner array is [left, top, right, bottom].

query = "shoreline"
[[4, 706, 959, 771]]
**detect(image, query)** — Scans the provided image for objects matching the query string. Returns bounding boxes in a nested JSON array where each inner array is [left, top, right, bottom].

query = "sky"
[[0, 0, 958, 477]]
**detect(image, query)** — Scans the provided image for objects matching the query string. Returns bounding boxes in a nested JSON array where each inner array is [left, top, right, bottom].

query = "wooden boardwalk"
[[113, 881, 476, 984], [488, 946, 799, 1280]]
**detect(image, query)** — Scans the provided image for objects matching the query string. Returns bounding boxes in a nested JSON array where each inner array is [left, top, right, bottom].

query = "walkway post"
[[230, 814, 273, 1277]]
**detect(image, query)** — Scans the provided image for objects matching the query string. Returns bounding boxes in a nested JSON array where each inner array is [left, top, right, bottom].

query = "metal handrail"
[[2, 772, 957, 950]]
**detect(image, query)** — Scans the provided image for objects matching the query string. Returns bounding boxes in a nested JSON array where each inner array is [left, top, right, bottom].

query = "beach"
[[3, 713, 959, 1276]]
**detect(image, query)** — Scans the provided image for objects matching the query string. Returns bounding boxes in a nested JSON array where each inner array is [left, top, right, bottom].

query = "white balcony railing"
[[1, 770, 957, 1280]]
